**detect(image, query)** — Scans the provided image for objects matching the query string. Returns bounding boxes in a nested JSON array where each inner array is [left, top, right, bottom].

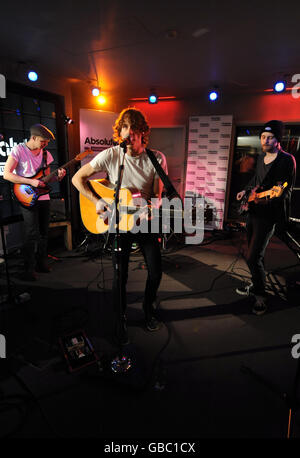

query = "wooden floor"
[[0, 230, 299, 438]]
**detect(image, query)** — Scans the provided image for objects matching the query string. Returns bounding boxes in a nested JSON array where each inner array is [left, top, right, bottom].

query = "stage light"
[[92, 87, 100, 97], [148, 93, 158, 104], [63, 115, 74, 125], [97, 95, 106, 105], [274, 81, 286, 93], [209, 90, 218, 101], [28, 71, 38, 82]]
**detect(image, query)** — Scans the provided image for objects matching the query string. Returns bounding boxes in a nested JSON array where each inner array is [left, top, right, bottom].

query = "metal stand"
[[272, 226, 300, 273], [110, 143, 131, 374], [161, 230, 177, 251], [241, 356, 300, 438], [266, 226, 300, 299], [0, 224, 30, 309], [0, 223, 14, 305]]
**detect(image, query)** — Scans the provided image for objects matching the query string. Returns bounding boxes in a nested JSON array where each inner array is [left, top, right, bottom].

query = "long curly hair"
[[113, 107, 150, 145]]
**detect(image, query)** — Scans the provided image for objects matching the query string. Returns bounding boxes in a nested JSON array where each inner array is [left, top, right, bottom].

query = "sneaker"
[[252, 295, 267, 316], [236, 282, 254, 296], [145, 316, 162, 332]]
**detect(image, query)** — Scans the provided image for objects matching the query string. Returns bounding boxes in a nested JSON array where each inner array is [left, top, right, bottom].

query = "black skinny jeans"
[[111, 233, 162, 317], [246, 212, 275, 295], [20, 200, 50, 272]]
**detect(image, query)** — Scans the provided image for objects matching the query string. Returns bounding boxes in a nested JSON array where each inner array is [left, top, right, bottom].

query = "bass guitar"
[[238, 182, 288, 214], [13, 150, 93, 207]]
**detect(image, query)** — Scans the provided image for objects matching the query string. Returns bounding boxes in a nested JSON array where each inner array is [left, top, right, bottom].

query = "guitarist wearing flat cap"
[[236, 120, 296, 315], [4, 123, 66, 281]]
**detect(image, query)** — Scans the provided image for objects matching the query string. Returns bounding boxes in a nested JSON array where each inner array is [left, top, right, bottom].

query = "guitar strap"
[[145, 148, 181, 200], [34, 150, 48, 175], [42, 150, 48, 170]]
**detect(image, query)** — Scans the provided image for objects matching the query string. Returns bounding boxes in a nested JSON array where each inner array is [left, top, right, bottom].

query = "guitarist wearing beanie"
[[236, 120, 296, 315], [4, 124, 66, 281]]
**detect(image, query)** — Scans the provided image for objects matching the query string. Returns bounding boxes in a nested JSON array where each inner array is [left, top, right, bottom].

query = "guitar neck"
[[41, 157, 77, 183], [254, 190, 271, 199], [248, 189, 273, 202], [248, 183, 287, 202]]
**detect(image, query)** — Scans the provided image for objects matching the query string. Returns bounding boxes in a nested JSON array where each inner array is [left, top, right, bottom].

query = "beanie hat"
[[30, 124, 55, 140], [259, 120, 284, 143]]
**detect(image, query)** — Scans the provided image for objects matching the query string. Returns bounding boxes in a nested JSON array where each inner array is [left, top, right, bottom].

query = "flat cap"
[[30, 124, 55, 140]]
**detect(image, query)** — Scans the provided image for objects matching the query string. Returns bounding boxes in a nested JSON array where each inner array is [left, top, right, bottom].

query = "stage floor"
[[0, 230, 300, 438]]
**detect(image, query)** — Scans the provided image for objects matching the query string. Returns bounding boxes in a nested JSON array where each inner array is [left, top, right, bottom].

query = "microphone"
[[120, 134, 130, 149]]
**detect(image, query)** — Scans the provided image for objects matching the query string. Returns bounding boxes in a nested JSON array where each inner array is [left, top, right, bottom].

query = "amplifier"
[[50, 198, 66, 222], [0, 199, 22, 225], [291, 188, 300, 220]]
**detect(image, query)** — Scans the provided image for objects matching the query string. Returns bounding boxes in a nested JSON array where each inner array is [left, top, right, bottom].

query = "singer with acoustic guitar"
[[235, 120, 296, 315], [4, 124, 66, 281], [72, 107, 168, 344]]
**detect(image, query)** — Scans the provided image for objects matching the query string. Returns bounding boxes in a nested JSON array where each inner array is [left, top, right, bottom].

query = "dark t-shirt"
[[255, 155, 273, 187]]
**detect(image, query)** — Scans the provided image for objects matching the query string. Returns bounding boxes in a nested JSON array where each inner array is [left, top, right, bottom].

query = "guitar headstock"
[[75, 149, 94, 161], [270, 187, 282, 198], [270, 182, 288, 198]]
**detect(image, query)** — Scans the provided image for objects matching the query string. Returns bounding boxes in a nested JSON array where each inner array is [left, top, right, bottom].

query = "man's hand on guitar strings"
[[31, 179, 45, 188], [57, 168, 66, 181], [96, 198, 111, 216]]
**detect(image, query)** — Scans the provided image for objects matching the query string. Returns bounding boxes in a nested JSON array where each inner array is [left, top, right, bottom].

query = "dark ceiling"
[[1, 0, 300, 99]]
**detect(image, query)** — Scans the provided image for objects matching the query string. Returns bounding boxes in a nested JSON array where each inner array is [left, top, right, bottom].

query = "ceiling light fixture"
[[209, 89, 219, 101], [97, 95, 106, 105], [273, 80, 286, 93], [92, 87, 100, 97], [148, 91, 158, 104], [28, 71, 38, 82]]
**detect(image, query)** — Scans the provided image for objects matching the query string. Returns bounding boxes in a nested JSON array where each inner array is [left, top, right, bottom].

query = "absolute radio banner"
[[79, 108, 118, 177], [185, 115, 233, 230]]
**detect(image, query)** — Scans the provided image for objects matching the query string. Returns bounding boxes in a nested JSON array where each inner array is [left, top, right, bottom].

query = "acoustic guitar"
[[238, 182, 288, 214], [80, 179, 184, 234], [13, 150, 93, 207]]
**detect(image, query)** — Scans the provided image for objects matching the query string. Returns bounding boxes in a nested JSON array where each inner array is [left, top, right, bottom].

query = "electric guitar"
[[80, 179, 185, 234], [238, 182, 288, 214], [13, 150, 93, 208]]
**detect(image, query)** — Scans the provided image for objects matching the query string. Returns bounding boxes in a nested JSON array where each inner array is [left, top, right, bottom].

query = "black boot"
[[143, 301, 162, 332], [21, 271, 37, 281], [36, 261, 52, 273], [36, 237, 51, 273], [22, 242, 37, 281]]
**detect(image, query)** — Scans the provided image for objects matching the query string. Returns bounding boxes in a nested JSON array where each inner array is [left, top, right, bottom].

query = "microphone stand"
[[111, 142, 132, 374]]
